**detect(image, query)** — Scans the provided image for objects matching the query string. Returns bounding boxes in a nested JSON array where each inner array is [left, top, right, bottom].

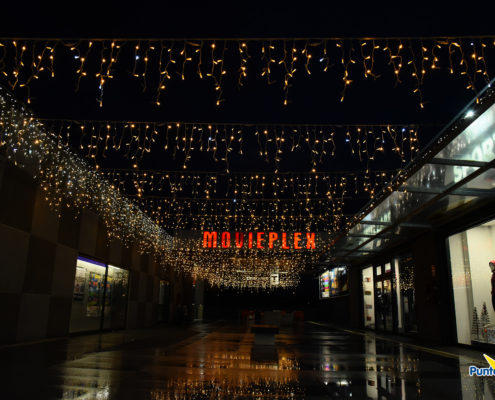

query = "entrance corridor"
[[0, 322, 491, 399]]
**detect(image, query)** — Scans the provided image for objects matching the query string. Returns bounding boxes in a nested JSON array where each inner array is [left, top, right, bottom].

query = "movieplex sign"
[[202, 231, 316, 249]]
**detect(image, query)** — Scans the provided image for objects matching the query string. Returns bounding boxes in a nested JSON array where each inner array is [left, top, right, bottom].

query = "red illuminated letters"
[[306, 232, 315, 249], [294, 232, 302, 249], [268, 232, 278, 249], [221, 232, 231, 248], [282, 233, 290, 249], [235, 232, 244, 248], [256, 232, 265, 249], [202, 231, 316, 250], [203, 231, 217, 248]]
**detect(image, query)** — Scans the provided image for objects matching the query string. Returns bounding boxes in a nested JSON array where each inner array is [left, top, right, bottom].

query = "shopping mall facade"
[[318, 81, 495, 350]]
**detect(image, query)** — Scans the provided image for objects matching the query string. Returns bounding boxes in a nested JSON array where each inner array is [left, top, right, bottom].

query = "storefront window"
[[69, 257, 129, 333], [362, 266, 375, 328], [375, 264, 394, 331], [69, 257, 107, 333], [319, 267, 349, 299], [102, 265, 129, 330], [329, 266, 349, 296], [319, 271, 330, 298], [394, 255, 417, 334], [449, 219, 495, 345]]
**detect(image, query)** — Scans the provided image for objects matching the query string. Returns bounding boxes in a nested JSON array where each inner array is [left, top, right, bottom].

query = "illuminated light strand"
[[166, 234, 318, 289], [0, 85, 172, 260], [101, 165, 397, 233], [102, 168, 399, 197], [102, 169, 395, 232], [0, 37, 493, 106], [39, 118, 420, 171], [133, 199, 352, 233], [0, 86, 325, 287]]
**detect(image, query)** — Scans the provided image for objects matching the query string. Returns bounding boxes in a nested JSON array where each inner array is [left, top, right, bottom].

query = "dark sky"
[[1, 5, 493, 201], [2, 5, 490, 122], [2, 4, 490, 38]]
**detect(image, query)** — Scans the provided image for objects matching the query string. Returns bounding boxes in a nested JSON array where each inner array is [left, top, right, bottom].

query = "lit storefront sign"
[[202, 231, 316, 249]]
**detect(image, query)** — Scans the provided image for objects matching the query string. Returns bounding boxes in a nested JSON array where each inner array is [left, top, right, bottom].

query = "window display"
[[73, 266, 86, 302], [375, 264, 393, 331], [69, 257, 106, 333], [394, 255, 417, 333], [69, 257, 129, 333], [329, 266, 349, 296], [319, 271, 330, 298], [362, 257, 416, 333], [86, 271, 104, 317], [362, 266, 375, 328], [320, 266, 349, 299], [448, 219, 495, 345], [102, 265, 129, 329]]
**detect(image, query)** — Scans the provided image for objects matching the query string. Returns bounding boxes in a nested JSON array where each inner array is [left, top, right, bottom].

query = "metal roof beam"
[[429, 158, 487, 168], [398, 222, 432, 229], [398, 186, 443, 194], [451, 188, 495, 197], [358, 220, 392, 226]]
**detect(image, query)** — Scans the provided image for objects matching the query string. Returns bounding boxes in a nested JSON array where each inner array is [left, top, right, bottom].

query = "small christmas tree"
[[474, 377, 485, 400], [481, 302, 491, 342], [472, 306, 480, 341]]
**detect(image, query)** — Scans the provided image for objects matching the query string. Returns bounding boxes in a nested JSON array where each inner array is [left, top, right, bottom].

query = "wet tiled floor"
[[1, 321, 493, 399]]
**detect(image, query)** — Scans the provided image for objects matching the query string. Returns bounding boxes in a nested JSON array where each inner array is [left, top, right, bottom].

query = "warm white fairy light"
[[165, 235, 321, 289], [0, 85, 172, 258], [0, 37, 492, 107], [0, 85, 316, 288], [40, 119, 419, 171]]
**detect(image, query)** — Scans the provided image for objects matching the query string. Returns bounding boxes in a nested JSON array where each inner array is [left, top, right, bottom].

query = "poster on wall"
[[320, 271, 330, 298], [73, 266, 86, 302], [329, 266, 349, 297], [104, 275, 114, 315], [320, 267, 349, 298], [362, 266, 375, 328], [86, 271, 103, 317]]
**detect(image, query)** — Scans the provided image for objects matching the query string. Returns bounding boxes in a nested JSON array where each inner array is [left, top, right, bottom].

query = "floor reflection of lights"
[[12, 323, 492, 399], [144, 330, 303, 398], [56, 329, 304, 399]]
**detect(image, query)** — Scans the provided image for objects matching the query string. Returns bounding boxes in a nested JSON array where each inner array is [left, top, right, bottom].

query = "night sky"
[[1, 5, 489, 125]]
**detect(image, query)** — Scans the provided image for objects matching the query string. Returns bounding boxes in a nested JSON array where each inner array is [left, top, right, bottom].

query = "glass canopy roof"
[[328, 82, 495, 264]]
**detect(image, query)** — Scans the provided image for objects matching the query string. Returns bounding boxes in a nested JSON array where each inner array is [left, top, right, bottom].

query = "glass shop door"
[[375, 263, 394, 332], [102, 265, 129, 330], [70, 258, 129, 333]]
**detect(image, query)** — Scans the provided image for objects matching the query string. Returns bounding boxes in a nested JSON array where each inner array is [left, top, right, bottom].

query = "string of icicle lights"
[[0, 86, 315, 288], [166, 235, 319, 290], [0, 85, 172, 257], [0, 36, 493, 107], [104, 168, 398, 198], [138, 197, 348, 232], [102, 169, 398, 231], [40, 119, 419, 172]]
